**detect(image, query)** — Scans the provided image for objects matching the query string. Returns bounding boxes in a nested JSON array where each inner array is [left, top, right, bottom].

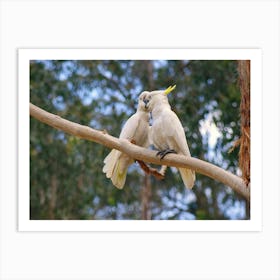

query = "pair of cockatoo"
[[102, 85, 195, 190]]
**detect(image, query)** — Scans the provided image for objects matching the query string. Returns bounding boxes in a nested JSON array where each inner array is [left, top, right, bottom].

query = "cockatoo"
[[102, 92, 152, 189], [142, 85, 196, 189]]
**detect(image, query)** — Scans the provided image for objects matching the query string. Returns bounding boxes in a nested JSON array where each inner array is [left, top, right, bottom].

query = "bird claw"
[[156, 149, 177, 159], [130, 139, 136, 145], [149, 167, 164, 180], [137, 160, 150, 174], [137, 160, 165, 180]]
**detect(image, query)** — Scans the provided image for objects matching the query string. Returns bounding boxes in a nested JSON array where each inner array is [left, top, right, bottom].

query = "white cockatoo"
[[141, 85, 196, 189], [102, 92, 150, 189]]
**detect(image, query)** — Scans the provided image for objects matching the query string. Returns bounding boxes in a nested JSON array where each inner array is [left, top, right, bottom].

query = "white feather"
[[102, 92, 150, 189], [103, 149, 120, 178], [178, 168, 196, 189], [148, 90, 195, 189]]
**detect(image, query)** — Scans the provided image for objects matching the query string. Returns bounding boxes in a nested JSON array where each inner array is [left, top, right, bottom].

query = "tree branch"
[[30, 103, 250, 201]]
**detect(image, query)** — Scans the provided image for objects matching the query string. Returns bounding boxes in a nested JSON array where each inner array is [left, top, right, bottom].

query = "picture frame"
[[19, 48, 262, 231]]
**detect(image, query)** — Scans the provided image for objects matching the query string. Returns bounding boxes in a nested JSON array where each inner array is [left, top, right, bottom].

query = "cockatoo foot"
[[149, 167, 164, 180], [137, 160, 150, 174], [156, 149, 177, 159], [137, 160, 165, 180], [130, 139, 136, 145]]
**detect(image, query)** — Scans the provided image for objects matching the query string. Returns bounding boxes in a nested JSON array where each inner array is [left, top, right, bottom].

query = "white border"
[[18, 49, 262, 232]]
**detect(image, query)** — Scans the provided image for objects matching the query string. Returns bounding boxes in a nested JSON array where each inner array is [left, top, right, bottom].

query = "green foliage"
[[30, 60, 247, 220]]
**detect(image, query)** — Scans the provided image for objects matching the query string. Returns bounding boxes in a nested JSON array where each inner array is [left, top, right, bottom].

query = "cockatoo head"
[[140, 85, 176, 112], [138, 91, 151, 112]]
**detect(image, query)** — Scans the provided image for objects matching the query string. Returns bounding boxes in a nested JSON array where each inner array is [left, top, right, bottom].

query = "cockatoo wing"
[[162, 110, 191, 156], [110, 153, 133, 189], [103, 111, 148, 189], [147, 126, 152, 147], [162, 110, 196, 189], [103, 148, 133, 189], [103, 149, 121, 178], [178, 167, 196, 189], [120, 112, 150, 148], [119, 113, 141, 140]]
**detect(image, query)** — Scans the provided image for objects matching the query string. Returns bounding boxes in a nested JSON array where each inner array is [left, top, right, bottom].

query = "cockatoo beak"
[[143, 99, 149, 107], [164, 85, 176, 95]]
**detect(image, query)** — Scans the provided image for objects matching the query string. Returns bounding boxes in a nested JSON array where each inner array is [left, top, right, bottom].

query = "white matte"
[[0, 1, 279, 280]]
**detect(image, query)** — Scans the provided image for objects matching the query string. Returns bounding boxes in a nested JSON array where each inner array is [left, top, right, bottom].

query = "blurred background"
[[30, 60, 248, 220]]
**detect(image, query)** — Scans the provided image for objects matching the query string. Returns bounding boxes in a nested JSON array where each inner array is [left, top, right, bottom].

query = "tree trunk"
[[141, 174, 152, 220], [237, 60, 250, 186], [48, 174, 57, 219], [245, 199, 250, 220]]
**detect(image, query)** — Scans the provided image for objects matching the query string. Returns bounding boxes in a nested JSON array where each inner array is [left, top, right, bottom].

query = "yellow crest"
[[164, 85, 176, 95]]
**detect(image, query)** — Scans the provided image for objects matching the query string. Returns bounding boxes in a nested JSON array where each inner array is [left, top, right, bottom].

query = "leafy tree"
[[30, 60, 247, 220]]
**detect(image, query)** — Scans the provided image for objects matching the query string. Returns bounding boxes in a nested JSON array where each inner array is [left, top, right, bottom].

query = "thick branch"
[[30, 103, 250, 201]]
